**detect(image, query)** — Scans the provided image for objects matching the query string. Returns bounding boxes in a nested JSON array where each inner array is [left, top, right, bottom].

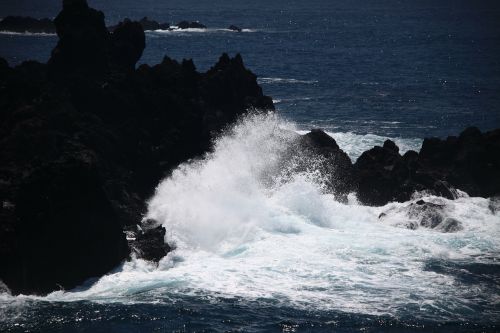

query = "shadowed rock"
[[0, 0, 273, 295]]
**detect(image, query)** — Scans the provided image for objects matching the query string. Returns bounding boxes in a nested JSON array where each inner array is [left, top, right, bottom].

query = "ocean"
[[1, 0, 499, 332]]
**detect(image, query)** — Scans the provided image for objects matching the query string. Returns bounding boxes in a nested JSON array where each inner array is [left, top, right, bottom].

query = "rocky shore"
[[0, 0, 271, 295], [1, 14, 241, 34], [0, 0, 498, 296]]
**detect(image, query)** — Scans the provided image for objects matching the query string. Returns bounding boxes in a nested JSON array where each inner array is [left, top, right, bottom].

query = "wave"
[[0, 30, 56, 36], [147, 28, 256, 35], [258, 77, 319, 84], [1, 113, 499, 322]]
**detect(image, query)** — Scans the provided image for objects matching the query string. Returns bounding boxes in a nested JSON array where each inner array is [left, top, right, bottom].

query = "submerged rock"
[[379, 199, 463, 232], [108, 17, 171, 32], [489, 196, 500, 214]]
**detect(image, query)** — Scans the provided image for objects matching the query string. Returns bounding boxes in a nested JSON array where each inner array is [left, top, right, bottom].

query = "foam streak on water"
[[1, 113, 499, 325]]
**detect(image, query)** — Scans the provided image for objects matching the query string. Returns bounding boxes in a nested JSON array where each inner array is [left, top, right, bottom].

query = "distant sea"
[[1, 1, 499, 332]]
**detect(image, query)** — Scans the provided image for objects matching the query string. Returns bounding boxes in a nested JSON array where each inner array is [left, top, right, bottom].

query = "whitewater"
[[1, 113, 499, 329]]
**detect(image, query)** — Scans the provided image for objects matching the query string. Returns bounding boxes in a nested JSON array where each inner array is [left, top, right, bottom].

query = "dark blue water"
[[1, 0, 500, 138], [1, 1, 500, 332]]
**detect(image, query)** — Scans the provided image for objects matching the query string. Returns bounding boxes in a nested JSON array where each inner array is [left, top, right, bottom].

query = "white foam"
[[258, 77, 319, 84], [1, 113, 498, 320], [147, 28, 257, 35]]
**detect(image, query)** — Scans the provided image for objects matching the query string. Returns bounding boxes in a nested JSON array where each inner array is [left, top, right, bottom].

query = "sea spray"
[[1, 113, 499, 323]]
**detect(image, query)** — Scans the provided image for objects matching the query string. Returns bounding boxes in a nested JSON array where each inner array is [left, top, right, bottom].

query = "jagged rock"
[[130, 219, 171, 262], [296, 129, 356, 200], [110, 20, 145, 71], [418, 127, 500, 198], [0, 1, 274, 296], [0, 16, 55, 34], [201, 53, 274, 136], [176, 21, 206, 29], [228, 25, 242, 32], [354, 139, 415, 205], [138, 17, 169, 31], [48, 0, 109, 79]]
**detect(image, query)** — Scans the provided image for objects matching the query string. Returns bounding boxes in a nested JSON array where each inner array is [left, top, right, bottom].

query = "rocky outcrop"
[[418, 127, 500, 198], [128, 219, 171, 263], [228, 25, 242, 32], [0, 16, 55, 34], [293, 127, 499, 206], [295, 129, 356, 201], [176, 21, 206, 29], [108, 17, 170, 32], [353, 127, 500, 206], [0, 0, 273, 295]]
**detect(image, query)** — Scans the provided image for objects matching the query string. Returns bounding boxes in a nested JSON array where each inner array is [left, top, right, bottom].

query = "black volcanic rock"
[[110, 20, 146, 72], [418, 127, 500, 198], [0, 16, 55, 34], [49, 0, 109, 79], [297, 129, 356, 200], [0, 0, 274, 295], [228, 25, 242, 32], [138, 17, 169, 31], [176, 21, 206, 29], [354, 140, 416, 206], [108, 17, 171, 32], [354, 139, 460, 206], [130, 219, 171, 262]]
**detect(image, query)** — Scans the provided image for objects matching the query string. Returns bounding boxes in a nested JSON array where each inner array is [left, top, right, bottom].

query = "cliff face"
[[0, 0, 273, 295]]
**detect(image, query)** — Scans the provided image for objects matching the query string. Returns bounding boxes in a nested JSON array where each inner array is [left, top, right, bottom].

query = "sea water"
[[0, 0, 499, 331]]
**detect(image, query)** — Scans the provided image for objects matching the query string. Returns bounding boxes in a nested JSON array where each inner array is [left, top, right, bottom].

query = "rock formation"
[[0, 0, 273, 295]]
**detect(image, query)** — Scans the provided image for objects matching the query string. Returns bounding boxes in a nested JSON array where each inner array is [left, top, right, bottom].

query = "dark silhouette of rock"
[[130, 219, 171, 262], [138, 17, 170, 31], [48, 0, 109, 79], [228, 25, 242, 32], [108, 17, 171, 32], [110, 20, 145, 71], [418, 127, 500, 198], [0, 16, 55, 34], [354, 139, 417, 205], [354, 139, 461, 206], [176, 21, 206, 29], [297, 129, 356, 200], [0, 0, 273, 296]]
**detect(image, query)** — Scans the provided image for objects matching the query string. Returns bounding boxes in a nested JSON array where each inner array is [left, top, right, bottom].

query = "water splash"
[[1, 113, 499, 323]]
